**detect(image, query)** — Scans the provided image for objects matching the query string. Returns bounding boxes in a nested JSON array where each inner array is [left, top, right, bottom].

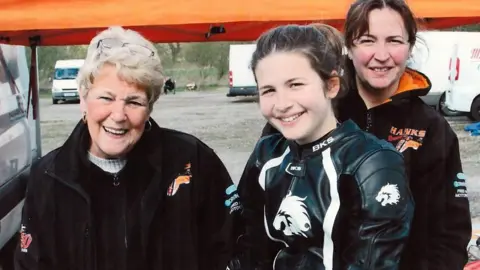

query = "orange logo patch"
[[396, 138, 422, 152], [167, 163, 192, 196], [387, 126, 426, 153]]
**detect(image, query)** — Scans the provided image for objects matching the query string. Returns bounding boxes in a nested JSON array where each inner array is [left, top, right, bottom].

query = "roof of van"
[[55, 59, 85, 68]]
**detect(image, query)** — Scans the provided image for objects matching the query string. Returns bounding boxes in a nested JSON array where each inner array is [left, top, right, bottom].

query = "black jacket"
[[14, 119, 241, 270], [231, 120, 414, 269], [261, 68, 472, 269], [337, 69, 472, 270]]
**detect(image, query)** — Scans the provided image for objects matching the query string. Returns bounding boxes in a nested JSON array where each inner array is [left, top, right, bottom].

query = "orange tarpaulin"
[[0, 0, 480, 46]]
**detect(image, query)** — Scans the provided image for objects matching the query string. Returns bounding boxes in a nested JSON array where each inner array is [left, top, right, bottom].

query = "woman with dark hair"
[[339, 1, 472, 269], [229, 23, 414, 270], [261, 0, 472, 269]]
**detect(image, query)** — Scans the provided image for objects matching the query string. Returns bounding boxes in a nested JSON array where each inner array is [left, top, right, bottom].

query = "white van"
[[226, 44, 257, 97], [51, 59, 84, 104], [445, 32, 480, 122], [0, 44, 39, 266], [408, 31, 465, 115]]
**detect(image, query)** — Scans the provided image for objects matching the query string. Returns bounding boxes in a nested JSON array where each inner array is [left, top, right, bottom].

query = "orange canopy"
[[0, 0, 479, 46]]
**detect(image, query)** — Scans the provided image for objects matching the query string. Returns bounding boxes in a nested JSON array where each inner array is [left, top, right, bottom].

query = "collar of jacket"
[[346, 67, 432, 110], [287, 119, 361, 158], [43, 117, 165, 203]]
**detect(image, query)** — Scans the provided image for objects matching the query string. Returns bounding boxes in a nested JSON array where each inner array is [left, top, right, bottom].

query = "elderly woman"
[[14, 26, 241, 270]]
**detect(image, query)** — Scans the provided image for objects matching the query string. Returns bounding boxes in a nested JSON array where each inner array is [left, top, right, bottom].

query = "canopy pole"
[[27, 35, 42, 157]]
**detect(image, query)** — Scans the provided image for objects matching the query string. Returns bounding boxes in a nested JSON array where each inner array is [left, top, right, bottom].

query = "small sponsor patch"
[[225, 184, 243, 214], [312, 136, 335, 152], [454, 172, 468, 198], [20, 225, 32, 253], [454, 181, 467, 188], [455, 188, 468, 198], [167, 163, 192, 196]]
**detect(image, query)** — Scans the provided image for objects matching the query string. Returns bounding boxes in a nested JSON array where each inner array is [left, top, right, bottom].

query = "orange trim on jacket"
[[381, 68, 432, 105]]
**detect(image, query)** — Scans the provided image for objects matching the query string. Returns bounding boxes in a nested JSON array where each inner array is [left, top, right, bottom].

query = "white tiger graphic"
[[375, 183, 400, 206], [273, 191, 311, 237]]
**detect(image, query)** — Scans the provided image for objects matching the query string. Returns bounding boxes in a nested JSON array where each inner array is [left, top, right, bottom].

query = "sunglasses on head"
[[96, 38, 155, 57]]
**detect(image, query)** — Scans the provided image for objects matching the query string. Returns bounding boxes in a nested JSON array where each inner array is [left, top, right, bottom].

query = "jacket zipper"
[[366, 110, 373, 132], [113, 174, 120, 186], [125, 221, 128, 248], [111, 173, 127, 248], [83, 226, 90, 269]]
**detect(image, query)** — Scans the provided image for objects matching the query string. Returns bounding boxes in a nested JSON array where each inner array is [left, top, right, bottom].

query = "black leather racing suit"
[[230, 120, 414, 270]]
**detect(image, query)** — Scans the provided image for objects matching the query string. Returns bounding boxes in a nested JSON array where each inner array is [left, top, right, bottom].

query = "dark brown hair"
[[343, 0, 418, 84], [344, 0, 418, 48], [250, 23, 348, 100]]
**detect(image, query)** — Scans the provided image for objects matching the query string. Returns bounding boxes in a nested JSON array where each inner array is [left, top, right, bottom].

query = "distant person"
[[163, 77, 176, 94], [15, 26, 241, 270], [228, 24, 414, 269], [260, 0, 473, 269]]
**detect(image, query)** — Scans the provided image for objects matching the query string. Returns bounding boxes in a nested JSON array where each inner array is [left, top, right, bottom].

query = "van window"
[[54, 68, 79, 80]]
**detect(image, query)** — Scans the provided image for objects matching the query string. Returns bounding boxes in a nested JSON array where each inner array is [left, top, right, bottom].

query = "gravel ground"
[[39, 89, 480, 218]]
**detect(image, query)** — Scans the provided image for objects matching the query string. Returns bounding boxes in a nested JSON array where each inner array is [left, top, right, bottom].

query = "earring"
[[145, 120, 152, 131], [82, 112, 87, 124]]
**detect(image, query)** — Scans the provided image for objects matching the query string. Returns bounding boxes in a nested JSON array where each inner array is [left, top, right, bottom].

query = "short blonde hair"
[[77, 26, 164, 110]]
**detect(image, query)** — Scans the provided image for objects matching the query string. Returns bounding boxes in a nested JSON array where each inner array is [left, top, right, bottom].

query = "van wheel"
[[52, 99, 58, 105], [468, 96, 480, 122], [439, 93, 462, 116]]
